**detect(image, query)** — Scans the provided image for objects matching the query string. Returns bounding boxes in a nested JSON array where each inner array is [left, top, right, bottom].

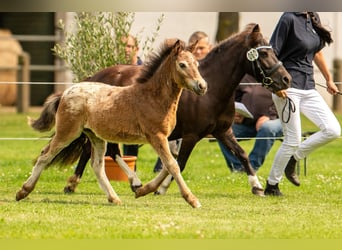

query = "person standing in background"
[[188, 31, 212, 61], [122, 35, 142, 158]]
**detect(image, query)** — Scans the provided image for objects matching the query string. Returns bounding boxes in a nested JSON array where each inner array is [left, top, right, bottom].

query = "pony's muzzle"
[[282, 74, 292, 88]]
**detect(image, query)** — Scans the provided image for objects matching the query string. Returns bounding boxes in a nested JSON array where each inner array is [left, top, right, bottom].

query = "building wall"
[[1, 12, 56, 105]]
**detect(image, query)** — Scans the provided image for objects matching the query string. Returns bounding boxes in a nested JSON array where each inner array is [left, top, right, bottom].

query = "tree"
[[215, 12, 239, 43]]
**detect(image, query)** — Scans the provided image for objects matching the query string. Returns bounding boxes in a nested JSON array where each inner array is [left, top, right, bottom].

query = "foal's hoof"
[[108, 197, 122, 205], [252, 186, 265, 197], [191, 200, 202, 208], [135, 188, 145, 199], [16, 189, 28, 201], [130, 183, 143, 193]]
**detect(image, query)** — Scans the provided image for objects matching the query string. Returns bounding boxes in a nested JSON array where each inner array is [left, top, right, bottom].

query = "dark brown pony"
[[16, 39, 207, 208], [63, 23, 291, 198]]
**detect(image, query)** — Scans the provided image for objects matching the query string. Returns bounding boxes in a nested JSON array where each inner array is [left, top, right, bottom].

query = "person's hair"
[[308, 12, 333, 45], [128, 34, 138, 47], [188, 31, 209, 45]]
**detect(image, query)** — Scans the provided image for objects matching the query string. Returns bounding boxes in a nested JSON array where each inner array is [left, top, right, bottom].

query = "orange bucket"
[[104, 155, 137, 182]]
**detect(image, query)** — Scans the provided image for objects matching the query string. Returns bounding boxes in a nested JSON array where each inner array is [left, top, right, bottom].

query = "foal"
[[16, 40, 207, 208]]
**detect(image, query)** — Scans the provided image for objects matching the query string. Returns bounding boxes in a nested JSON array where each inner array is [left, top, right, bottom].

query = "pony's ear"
[[252, 24, 260, 33]]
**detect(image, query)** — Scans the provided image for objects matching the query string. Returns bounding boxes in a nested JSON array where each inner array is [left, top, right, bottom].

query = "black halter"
[[247, 45, 296, 123], [246, 45, 283, 88]]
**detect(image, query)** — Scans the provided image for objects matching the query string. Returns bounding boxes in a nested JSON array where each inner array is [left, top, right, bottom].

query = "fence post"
[[333, 58, 342, 113], [17, 52, 30, 113]]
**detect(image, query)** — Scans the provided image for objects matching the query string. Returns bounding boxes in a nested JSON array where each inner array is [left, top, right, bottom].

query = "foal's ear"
[[187, 40, 198, 53], [173, 39, 185, 55], [252, 24, 260, 33]]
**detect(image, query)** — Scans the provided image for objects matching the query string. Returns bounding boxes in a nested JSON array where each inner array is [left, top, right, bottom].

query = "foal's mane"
[[137, 39, 185, 83]]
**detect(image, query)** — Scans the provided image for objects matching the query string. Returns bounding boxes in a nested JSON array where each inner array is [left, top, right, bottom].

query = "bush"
[[53, 12, 164, 82]]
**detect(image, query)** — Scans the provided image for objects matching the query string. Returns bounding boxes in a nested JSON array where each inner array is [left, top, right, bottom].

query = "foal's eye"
[[179, 63, 187, 69]]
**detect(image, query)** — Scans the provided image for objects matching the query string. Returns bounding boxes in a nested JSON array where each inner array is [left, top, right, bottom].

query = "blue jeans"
[[218, 119, 283, 172]]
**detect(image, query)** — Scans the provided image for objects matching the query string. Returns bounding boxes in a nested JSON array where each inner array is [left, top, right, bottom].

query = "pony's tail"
[[33, 133, 88, 168], [28, 93, 62, 132]]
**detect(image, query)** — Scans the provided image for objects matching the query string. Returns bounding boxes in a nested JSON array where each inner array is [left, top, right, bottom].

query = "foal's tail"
[[29, 92, 87, 167], [28, 93, 62, 132], [28, 93, 88, 167]]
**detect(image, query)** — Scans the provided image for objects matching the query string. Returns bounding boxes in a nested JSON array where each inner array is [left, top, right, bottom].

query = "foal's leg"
[[64, 140, 91, 193], [16, 138, 67, 201], [85, 132, 121, 204], [157, 135, 198, 195], [135, 136, 201, 208], [215, 130, 264, 196]]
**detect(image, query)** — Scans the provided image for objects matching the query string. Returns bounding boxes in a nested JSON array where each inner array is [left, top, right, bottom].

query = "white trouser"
[[267, 88, 341, 185]]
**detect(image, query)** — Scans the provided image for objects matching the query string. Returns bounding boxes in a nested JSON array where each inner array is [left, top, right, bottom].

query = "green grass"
[[0, 108, 342, 239]]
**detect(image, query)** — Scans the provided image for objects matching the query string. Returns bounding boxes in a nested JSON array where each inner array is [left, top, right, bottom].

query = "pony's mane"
[[136, 39, 185, 83], [205, 23, 259, 59]]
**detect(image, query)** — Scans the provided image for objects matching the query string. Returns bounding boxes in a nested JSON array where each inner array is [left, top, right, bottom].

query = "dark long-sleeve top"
[[270, 12, 325, 90], [236, 74, 278, 126]]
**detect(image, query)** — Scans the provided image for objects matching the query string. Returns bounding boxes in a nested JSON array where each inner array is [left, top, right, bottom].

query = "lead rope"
[[281, 97, 296, 123]]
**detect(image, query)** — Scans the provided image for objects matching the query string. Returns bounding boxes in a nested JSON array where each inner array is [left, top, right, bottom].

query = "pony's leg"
[[135, 136, 201, 208], [85, 132, 121, 204], [16, 139, 66, 201], [216, 130, 264, 196], [114, 155, 142, 192], [104, 142, 142, 192], [64, 140, 91, 193], [156, 175, 173, 195]]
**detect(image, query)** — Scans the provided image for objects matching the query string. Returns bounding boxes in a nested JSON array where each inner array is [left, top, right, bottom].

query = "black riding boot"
[[264, 182, 283, 196], [284, 156, 300, 186]]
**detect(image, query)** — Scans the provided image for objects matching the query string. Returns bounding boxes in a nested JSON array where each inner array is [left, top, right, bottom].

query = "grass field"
[[0, 107, 342, 239]]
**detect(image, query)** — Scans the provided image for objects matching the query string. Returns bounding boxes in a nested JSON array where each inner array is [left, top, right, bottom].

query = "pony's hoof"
[[63, 186, 75, 194], [252, 186, 265, 197]]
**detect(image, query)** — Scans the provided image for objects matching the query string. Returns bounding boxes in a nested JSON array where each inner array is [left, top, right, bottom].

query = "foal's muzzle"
[[194, 79, 208, 96]]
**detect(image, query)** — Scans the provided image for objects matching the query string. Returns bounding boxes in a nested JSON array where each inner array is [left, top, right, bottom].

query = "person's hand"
[[234, 113, 244, 124], [326, 80, 339, 95], [256, 115, 269, 131], [275, 89, 287, 98]]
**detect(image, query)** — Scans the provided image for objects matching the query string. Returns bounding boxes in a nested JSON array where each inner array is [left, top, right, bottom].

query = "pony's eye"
[[258, 51, 267, 57], [179, 63, 187, 69]]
